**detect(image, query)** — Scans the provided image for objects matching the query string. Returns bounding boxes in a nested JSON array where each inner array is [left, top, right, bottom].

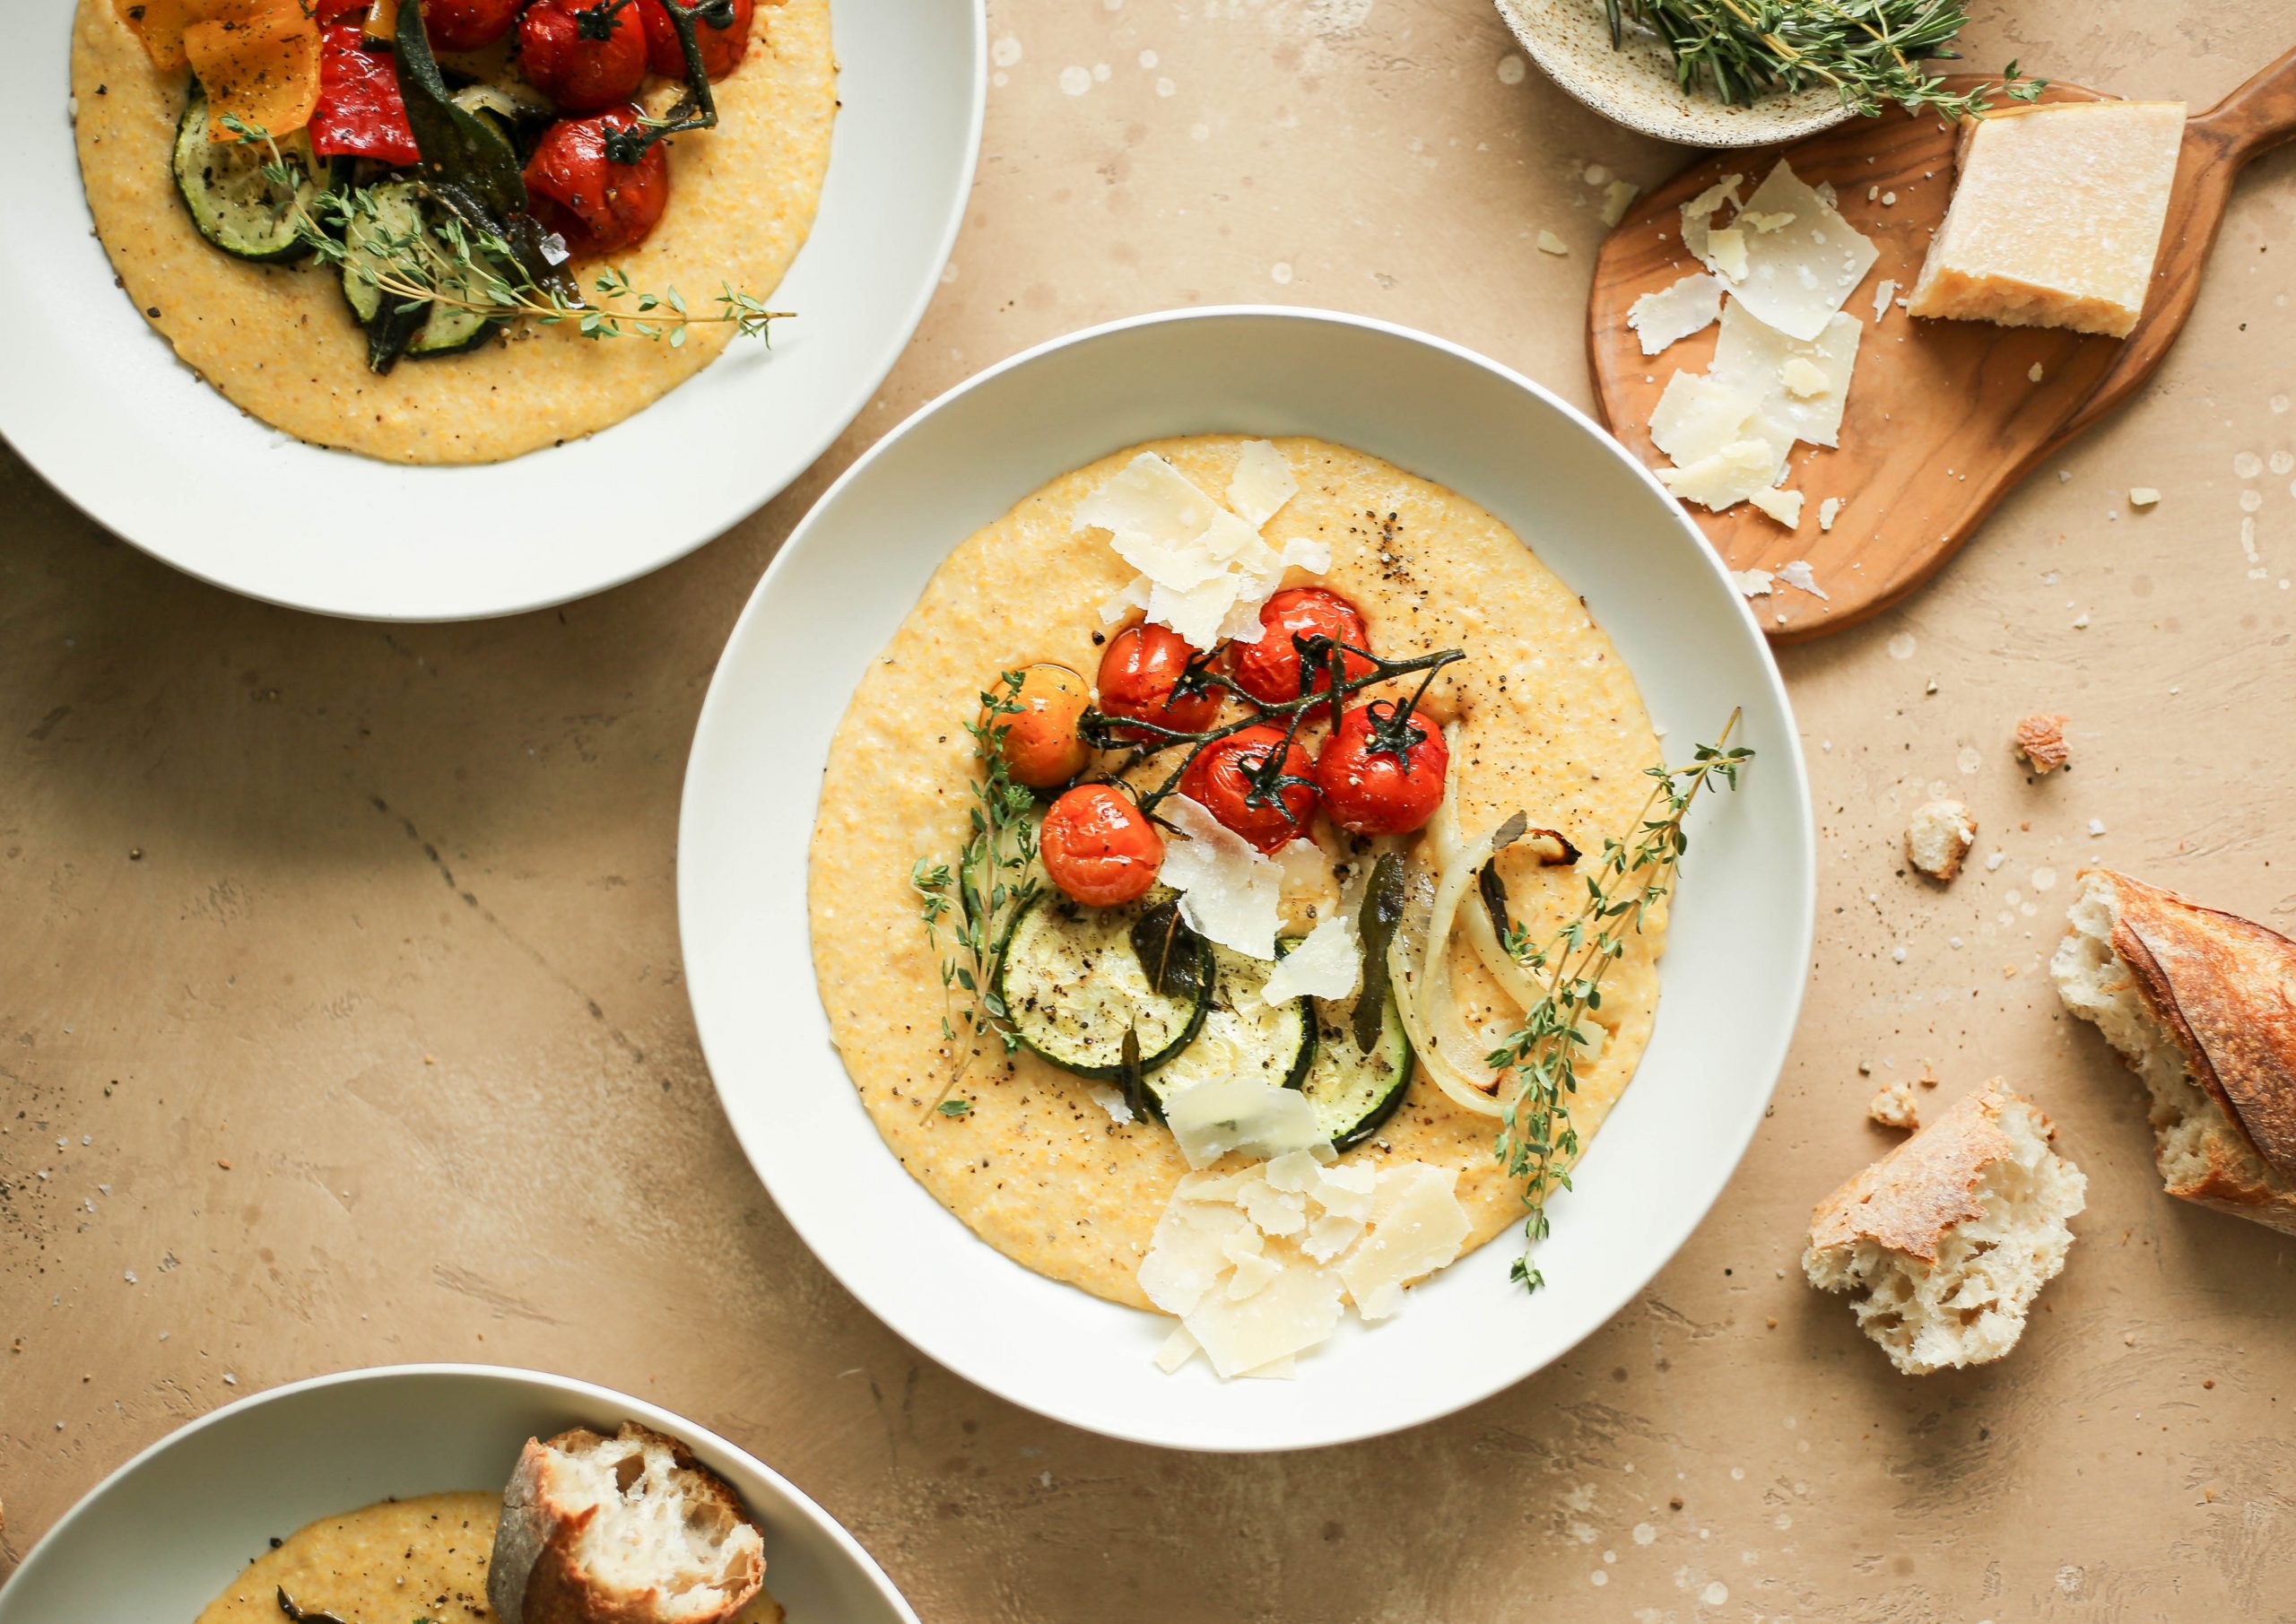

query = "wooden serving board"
[[1588, 51, 2296, 641]]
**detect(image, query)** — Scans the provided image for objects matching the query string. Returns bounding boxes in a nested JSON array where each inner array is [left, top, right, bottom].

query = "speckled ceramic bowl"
[[1496, 0, 1855, 147]]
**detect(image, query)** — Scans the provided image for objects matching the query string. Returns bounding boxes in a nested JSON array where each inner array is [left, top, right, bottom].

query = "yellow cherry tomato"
[[989, 664, 1093, 789]]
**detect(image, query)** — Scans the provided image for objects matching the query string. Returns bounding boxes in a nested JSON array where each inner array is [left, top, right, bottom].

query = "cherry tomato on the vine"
[[424, 0, 519, 51], [1095, 622, 1222, 743], [1039, 786, 1163, 908], [1178, 724, 1320, 852], [989, 664, 1092, 790], [638, 0, 755, 80], [1313, 699, 1448, 837], [1231, 586, 1376, 709], [523, 109, 671, 254], [518, 0, 647, 112]]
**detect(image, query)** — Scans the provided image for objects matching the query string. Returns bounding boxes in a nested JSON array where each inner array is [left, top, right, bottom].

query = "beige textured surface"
[[5, 2, 2296, 1619]]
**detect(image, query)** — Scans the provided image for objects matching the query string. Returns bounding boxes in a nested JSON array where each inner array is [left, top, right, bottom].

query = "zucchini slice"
[[998, 892, 1212, 1081], [1302, 980, 1414, 1151], [339, 180, 502, 370], [171, 81, 324, 264], [1141, 942, 1316, 1120]]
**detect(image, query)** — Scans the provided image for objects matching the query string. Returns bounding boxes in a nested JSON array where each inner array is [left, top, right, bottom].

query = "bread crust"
[[1809, 1081, 2033, 1263], [489, 1422, 765, 1624], [2089, 870, 2296, 1196]]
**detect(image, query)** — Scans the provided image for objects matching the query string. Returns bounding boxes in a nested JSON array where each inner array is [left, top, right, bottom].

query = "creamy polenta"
[[808, 435, 1667, 1310], [197, 1491, 500, 1624], [69, 0, 835, 465]]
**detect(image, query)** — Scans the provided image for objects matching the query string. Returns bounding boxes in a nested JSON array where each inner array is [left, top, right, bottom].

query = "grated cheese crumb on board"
[[1141, 1151, 1471, 1376], [2129, 486, 2161, 508], [1748, 485, 1805, 529], [1909, 101, 2186, 338], [1818, 496, 1843, 532], [1081, 448, 1329, 648], [1258, 912, 1360, 1006], [1627, 272, 1723, 356], [1777, 559, 1829, 599], [1732, 568, 1776, 598], [1537, 229, 1570, 256], [1871, 278, 1897, 322], [1157, 795, 1283, 959]]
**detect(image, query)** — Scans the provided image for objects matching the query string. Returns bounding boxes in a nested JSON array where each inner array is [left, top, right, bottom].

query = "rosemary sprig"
[[911, 673, 1046, 1112], [1605, 0, 2045, 120], [1486, 711, 1752, 1292], [222, 114, 788, 345]]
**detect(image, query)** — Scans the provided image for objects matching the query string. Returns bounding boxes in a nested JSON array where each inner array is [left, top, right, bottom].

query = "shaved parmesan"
[[1338, 1164, 1471, 1320], [1300, 1211, 1365, 1263], [1258, 912, 1360, 1007], [1739, 209, 1795, 233], [1627, 273, 1723, 356], [1078, 452, 1327, 650], [1536, 229, 1570, 256], [1139, 1198, 1257, 1315], [1158, 796, 1283, 960], [1087, 1083, 1136, 1125], [1262, 1148, 1326, 1195], [1704, 227, 1749, 282], [1227, 439, 1298, 529], [1311, 1159, 1378, 1220], [1241, 1354, 1297, 1380], [1732, 568, 1776, 598], [1224, 1248, 1282, 1299], [1711, 300, 1862, 449], [1658, 439, 1779, 511], [1649, 371, 1786, 470], [1748, 486, 1805, 529], [1236, 1175, 1309, 1238], [1153, 1321, 1201, 1373], [1600, 178, 1639, 227], [1680, 172, 1743, 270], [1166, 1079, 1329, 1170], [1778, 559, 1828, 599], [1817, 496, 1843, 532], [1723, 161, 1879, 343], [1185, 1255, 1344, 1378], [1871, 278, 1897, 322]]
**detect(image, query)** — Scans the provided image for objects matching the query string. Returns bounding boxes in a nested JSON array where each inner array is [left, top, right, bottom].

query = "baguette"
[[488, 1421, 766, 1624], [2051, 867, 2296, 1232]]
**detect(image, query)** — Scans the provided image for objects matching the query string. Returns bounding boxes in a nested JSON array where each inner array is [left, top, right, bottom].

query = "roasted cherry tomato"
[[523, 109, 670, 254], [307, 23, 419, 163], [638, 0, 754, 80], [1231, 586, 1377, 709], [1095, 622, 1221, 743], [1178, 724, 1320, 852], [423, 0, 519, 50], [517, 0, 647, 112], [1313, 699, 1449, 837], [1040, 786, 1163, 908], [989, 664, 1092, 790]]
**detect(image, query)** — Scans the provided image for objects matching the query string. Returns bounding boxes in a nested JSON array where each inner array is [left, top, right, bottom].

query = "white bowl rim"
[[679, 302, 1818, 1449], [4, 1360, 919, 1621], [0, 0, 987, 623]]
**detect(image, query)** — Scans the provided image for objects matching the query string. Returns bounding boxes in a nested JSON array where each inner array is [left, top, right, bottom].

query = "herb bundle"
[[1486, 713, 1752, 1292], [911, 673, 1047, 1110], [1605, 0, 2044, 120]]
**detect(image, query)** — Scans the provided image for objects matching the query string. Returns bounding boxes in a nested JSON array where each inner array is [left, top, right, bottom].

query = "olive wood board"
[[1587, 51, 2296, 642]]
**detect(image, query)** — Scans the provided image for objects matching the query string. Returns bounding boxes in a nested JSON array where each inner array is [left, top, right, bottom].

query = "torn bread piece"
[[1906, 799, 1977, 882], [2013, 712, 2072, 774], [1804, 1082, 2084, 1375], [489, 1422, 766, 1624], [2051, 869, 2296, 1234], [1869, 1078, 1921, 1130]]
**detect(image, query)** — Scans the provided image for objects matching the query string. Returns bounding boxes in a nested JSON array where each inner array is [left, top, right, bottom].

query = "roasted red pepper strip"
[[307, 22, 419, 163], [312, 0, 367, 21]]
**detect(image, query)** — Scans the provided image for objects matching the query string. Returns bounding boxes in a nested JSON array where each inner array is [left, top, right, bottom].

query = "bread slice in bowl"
[[1804, 1081, 2085, 1375], [488, 1421, 767, 1624], [2051, 867, 2296, 1233]]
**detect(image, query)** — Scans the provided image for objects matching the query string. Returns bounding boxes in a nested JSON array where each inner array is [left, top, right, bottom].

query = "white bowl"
[[0, 1364, 918, 1624], [1495, 0, 1853, 147], [678, 307, 1814, 1452], [0, 0, 983, 620]]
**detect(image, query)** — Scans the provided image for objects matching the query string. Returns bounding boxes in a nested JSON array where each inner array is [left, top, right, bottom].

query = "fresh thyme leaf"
[[1486, 710, 1752, 1292], [937, 1099, 972, 1117], [1604, 0, 2046, 120]]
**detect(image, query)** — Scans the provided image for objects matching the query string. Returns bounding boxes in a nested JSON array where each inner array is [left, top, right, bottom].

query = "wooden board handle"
[[2193, 45, 2296, 163]]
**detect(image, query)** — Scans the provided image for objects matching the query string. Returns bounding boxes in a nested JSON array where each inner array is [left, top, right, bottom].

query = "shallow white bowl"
[[0, 1364, 918, 1624], [679, 307, 1814, 1452], [0, 0, 982, 620]]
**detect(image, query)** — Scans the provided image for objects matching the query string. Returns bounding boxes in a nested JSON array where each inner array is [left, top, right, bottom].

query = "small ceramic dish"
[[0, 1364, 918, 1624], [1496, 0, 1854, 147], [678, 306, 1816, 1452]]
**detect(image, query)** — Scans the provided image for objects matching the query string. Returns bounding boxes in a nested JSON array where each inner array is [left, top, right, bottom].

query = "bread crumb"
[[217, 1158, 232, 1170], [1869, 1079, 1922, 1130], [1906, 799, 1977, 881], [1917, 1063, 1941, 1089], [2014, 713, 2073, 774], [2028, 362, 2045, 383]]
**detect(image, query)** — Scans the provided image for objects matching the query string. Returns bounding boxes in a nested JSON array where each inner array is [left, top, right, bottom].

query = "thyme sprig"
[[1079, 637, 1464, 827], [1605, 0, 2045, 120], [1486, 711, 1752, 1293], [911, 673, 1046, 1113], [222, 114, 788, 346]]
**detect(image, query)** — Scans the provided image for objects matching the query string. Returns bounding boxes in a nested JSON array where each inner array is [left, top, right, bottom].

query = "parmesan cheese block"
[[1909, 101, 2186, 339]]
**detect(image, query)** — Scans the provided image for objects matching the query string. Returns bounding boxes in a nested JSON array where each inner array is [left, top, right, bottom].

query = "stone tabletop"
[[5, 1, 2295, 1619]]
